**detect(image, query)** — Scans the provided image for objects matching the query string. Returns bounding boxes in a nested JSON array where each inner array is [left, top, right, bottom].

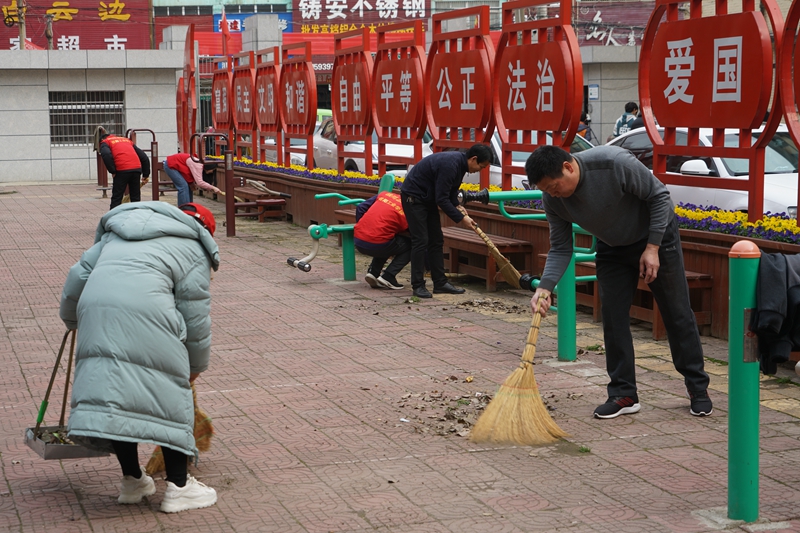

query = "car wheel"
[[344, 161, 359, 172]]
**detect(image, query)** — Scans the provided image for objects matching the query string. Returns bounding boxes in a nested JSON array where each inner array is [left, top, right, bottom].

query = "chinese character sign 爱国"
[[0, 0, 149, 50], [649, 12, 770, 129]]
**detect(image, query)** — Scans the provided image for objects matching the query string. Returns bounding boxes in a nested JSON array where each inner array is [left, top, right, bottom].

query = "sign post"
[[255, 47, 283, 166], [232, 51, 257, 159], [279, 42, 318, 169]]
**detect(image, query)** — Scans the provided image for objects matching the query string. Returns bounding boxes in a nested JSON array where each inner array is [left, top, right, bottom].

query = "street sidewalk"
[[1, 182, 799, 533]]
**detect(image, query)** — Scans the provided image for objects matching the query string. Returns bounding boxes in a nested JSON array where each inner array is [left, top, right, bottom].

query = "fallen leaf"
[[464, 376, 474, 383]]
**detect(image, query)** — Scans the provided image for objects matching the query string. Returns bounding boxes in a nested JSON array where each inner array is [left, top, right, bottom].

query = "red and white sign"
[[212, 72, 233, 127], [496, 42, 571, 132], [427, 51, 491, 129], [256, 70, 280, 127], [280, 68, 314, 127], [649, 12, 771, 129], [374, 58, 423, 128], [333, 62, 370, 125], [0, 0, 150, 50]]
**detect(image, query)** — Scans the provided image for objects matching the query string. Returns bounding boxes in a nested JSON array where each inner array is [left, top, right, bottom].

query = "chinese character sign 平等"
[[0, 0, 150, 50]]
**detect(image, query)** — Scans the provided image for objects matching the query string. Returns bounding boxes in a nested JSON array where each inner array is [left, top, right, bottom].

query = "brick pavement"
[[1, 183, 800, 533]]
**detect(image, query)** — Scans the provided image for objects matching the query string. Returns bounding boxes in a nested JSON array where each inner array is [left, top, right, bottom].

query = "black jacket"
[[751, 252, 800, 374], [400, 151, 467, 223]]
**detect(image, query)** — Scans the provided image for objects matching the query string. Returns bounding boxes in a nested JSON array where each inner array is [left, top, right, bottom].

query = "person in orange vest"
[[354, 191, 411, 290], [97, 129, 151, 210], [163, 153, 221, 207]]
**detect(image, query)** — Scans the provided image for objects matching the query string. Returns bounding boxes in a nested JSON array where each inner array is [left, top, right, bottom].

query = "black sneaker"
[[433, 282, 465, 294], [413, 286, 432, 299], [688, 390, 713, 416], [377, 275, 404, 290], [593, 396, 641, 419], [365, 272, 380, 289]]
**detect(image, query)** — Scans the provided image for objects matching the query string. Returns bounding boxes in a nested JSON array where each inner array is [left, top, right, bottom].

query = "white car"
[[462, 131, 594, 190], [309, 117, 433, 176], [606, 126, 799, 217]]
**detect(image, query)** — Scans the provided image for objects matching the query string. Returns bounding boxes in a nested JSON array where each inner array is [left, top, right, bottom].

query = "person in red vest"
[[163, 153, 221, 207], [354, 191, 411, 290], [97, 129, 151, 210]]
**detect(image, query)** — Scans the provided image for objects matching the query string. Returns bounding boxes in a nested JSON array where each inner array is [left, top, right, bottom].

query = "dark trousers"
[[111, 440, 188, 487], [110, 170, 142, 209], [402, 193, 447, 289], [595, 217, 710, 399], [356, 235, 412, 278]]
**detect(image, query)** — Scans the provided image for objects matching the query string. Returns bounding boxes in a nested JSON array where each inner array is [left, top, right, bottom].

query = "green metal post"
[[556, 248, 577, 361], [341, 230, 356, 281], [727, 240, 761, 522]]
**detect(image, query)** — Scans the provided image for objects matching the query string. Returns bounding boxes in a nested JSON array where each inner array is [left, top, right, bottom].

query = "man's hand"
[[189, 372, 201, 383], [530, 289, 552, 317], [461, 215, 476, 229], [639, 243, 660, 283]]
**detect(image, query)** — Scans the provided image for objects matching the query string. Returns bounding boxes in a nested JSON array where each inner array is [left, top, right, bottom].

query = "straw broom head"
[[145, 382, 213, 475], [470, 307, 568, 445]]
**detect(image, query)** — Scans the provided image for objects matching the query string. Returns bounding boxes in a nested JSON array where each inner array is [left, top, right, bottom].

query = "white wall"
[[0, 49, 182, 183]]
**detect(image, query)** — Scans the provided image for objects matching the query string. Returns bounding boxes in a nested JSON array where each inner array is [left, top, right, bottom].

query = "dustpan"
[[24, 330, 109, 460]]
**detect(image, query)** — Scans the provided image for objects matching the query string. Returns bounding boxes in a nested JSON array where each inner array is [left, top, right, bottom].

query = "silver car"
[[607, 126, 799, 217]]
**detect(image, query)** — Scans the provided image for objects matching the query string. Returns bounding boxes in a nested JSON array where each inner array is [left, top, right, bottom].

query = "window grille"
[[48, 91, 126, 147]]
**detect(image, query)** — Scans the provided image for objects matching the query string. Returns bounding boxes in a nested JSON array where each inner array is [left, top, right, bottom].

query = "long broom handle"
[[59, 330, 76, 428], [521, 297, 547, 365], [457, 206, 508, 258], [34, 330, 71, 434]]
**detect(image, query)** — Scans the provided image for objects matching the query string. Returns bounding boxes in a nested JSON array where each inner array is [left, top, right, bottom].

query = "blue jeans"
[[164, 161, 193, 206], [595, 217, 710, 399], [355, 235, 412, 278]]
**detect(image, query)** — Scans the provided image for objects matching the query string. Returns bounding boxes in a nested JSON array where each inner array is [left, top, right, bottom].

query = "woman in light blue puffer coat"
[[59, 201, 220, 513]]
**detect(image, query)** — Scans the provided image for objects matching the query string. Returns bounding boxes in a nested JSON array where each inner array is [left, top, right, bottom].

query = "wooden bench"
[[443, 226, 533, 291], [338, 211, 533, 290], [233, 186, 287, 222], [540, 253, 712, 340]]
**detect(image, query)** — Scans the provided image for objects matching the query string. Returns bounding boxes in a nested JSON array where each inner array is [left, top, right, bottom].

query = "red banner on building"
[[0, 0, 151, 50]]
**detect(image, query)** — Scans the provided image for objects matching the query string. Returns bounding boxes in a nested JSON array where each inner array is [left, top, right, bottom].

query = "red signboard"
[[425, 6, 495, 150], [496, 42, 571, 133], [649, 12, 771, 129], [233, 53, 256, 129], [212, 73, 233, 127], [0, 0, 150, 50], [374, 57, 424, 128], [333, 62, 371, 126], [255, 47, 282, 165], [279, 42, 317, 167], [640, 0, 783, 221], [493, 0, 583, 190]]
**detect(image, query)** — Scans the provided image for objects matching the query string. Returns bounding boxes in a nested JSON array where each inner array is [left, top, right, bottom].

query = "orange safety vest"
[[102, 135, 141, 172]]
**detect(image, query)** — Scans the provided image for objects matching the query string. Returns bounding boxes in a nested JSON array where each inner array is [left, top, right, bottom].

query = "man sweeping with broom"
[[525, 145, 712, 419]]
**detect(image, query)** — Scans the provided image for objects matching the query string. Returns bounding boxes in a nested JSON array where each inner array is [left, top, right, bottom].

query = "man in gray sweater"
[[525, 145, 712, 419]]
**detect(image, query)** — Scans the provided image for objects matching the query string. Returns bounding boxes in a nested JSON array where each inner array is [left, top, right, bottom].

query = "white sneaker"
[[160, 475, 217, 513], [118, 467, 156, 504]]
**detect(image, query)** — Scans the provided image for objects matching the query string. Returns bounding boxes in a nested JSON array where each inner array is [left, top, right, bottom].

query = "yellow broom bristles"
[[470, 308, 568, 446], [145, 382, 213, 475]]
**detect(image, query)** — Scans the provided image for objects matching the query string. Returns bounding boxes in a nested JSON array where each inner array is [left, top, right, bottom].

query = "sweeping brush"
[[146, 382, 213, 475], [457, 206, 522, 289], [470, 300, 568, 445]]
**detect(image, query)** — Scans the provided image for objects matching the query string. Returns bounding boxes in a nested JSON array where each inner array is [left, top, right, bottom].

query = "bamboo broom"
[[457, 206, 521, 289], [146, 382, 213, 475], [470, 299, 568, 446]]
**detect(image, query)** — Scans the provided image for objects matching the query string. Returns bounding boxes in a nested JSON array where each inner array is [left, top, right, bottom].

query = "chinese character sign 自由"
[[649, 12, 770, 129]]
